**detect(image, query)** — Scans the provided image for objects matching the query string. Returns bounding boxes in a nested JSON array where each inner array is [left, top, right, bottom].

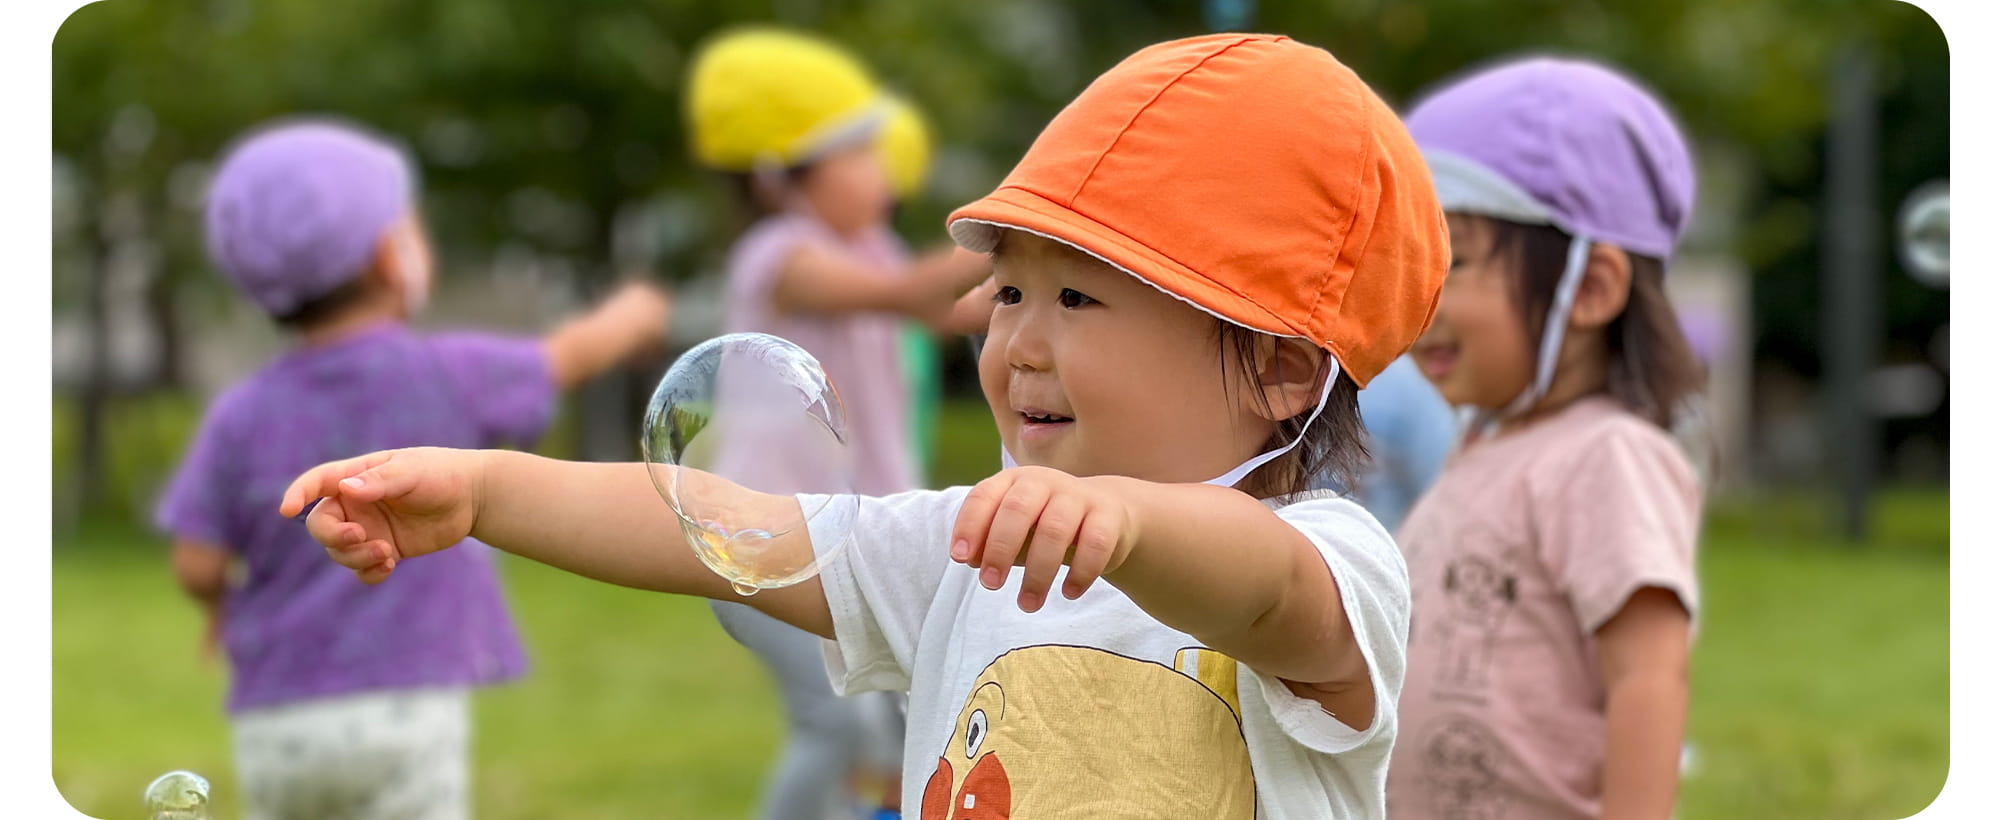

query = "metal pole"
[[1822, 45, 1880, 541]]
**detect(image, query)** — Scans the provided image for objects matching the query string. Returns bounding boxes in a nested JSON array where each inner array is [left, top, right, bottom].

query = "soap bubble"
[[642, 333, 858, 595], [144, 770, 210, 820]]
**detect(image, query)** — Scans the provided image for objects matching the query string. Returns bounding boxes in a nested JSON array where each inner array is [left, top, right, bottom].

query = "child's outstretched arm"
[[542, 280, 673, 390], [278, 448, 835, 638], [774, 244, 991, 331], [950, 466, 1376, 724]]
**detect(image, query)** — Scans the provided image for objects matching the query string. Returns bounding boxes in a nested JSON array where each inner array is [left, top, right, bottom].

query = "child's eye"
[[993, 286, 1022, 306], [1057, 288, 1096, 309]]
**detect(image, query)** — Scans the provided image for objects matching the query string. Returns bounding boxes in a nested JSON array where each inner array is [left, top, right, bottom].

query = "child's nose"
[[1003, 310, 1055, 372]]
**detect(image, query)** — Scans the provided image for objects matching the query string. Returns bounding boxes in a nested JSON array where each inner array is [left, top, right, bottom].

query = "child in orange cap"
[[282, 34, 1447, 817]]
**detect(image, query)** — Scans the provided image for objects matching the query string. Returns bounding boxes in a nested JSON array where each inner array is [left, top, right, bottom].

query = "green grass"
[[1679, 488, 1949, 820], [54, 534, 782, 819], [52, 396, 1945, 819]]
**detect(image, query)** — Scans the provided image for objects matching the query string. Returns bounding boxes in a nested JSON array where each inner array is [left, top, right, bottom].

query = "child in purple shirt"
[[156, 117, 671, 820]]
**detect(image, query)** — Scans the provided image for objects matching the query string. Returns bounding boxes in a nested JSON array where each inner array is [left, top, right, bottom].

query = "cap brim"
[[948, 187, 1314, 345], [1421, 148, 1561, 229]]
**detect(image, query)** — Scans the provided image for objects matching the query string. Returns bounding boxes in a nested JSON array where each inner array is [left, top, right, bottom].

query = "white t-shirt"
[[806, 486, 1411, 819]]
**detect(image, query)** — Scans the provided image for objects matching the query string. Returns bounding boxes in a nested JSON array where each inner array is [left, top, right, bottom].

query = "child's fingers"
[[324, 535, 394, 573], [352, 555, 398, 585], [302, 497, 365, 548], [950, 471, 1019, 567], [280, 450, 397, 517], [331, 456, 423, 505], [974, 481, 1049, 591], [1017, 496, 1084, 612], [1061, 511, 1122, 600]]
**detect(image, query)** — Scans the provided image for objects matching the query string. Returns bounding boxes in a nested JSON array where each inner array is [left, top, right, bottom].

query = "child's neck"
[[296, 300, 404, 348], [1493, 339, 1612, 436]]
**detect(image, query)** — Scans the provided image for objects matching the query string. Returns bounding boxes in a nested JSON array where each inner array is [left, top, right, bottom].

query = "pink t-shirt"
[[1387, 396, 1701, 820], [716, 213, 917, 496]]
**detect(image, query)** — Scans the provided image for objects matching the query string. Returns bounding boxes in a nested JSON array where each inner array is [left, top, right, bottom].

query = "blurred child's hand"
[[949, 466, 1140, 612], [279, 447, 488, 584], [609, 280, 674, 339]]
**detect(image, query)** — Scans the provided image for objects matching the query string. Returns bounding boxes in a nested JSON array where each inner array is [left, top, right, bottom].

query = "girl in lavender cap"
[[156, 117, 672, 820], [1387, 58, 1709, 820]]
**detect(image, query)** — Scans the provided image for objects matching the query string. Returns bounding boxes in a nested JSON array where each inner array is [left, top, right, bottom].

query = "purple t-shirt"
[[154, 322, 553, 713]]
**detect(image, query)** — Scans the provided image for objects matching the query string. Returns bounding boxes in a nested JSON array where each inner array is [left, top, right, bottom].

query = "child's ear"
[[1251, 336, 1326, 423], [367, 230, 404, 292], [1568, 242, 1634, 331]]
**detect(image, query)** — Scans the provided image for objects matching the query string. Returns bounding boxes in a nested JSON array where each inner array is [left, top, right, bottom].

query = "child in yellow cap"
[[685, 28, 986, 820], [286, 33, 1447, 817]]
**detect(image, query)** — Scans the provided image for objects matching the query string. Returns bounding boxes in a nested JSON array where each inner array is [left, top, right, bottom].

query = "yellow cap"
[[685, 26, 885, 171], [877, 94, 933, 198]]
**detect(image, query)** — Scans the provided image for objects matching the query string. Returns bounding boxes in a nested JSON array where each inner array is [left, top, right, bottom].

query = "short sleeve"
[[426, 332, 557, 447], [1246, 496, 1411, 754], [153, 397, 244, 548], [806, 486, 967, 695], [1535, 420, 1702, 633]]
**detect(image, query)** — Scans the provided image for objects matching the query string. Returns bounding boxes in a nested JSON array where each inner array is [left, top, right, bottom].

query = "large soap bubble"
[[642, 333, 859, 595]]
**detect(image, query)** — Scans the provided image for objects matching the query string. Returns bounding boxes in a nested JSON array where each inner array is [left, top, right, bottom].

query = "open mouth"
[[1016, 407, 1075, 438], [1020, 412, 1073, 424], [1413, 341, 1459, 379]]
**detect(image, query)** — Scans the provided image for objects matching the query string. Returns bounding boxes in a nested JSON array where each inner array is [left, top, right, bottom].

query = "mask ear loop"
[[999, 352, 1340, 491], [1476, 233, 1592, 435]]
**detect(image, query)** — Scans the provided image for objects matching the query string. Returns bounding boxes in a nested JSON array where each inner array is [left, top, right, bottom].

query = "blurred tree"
[[51, 0, 1948, 510]]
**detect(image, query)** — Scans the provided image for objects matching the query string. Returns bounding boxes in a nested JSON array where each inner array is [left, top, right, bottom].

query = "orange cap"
[[948, 34, 1447, 387]]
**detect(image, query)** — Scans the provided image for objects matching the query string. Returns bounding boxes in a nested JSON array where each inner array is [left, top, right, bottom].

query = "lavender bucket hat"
[[204, 118, 414, 317], [1404, 56, 1697, 415]]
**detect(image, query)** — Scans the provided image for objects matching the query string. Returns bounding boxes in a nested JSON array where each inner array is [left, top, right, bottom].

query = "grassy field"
[[52, 399, 1948, 819]]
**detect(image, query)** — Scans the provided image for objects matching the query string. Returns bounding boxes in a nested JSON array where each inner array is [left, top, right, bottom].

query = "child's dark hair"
[[1216, 321, 1370, 499], [1484, 217, 1705, 429], [274, 277, 370, 329], [722, 165, 817, 220]]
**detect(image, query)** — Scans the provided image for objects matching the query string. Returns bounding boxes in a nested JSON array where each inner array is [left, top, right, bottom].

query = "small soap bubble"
[[144, 770, 210, 820], [642, 333, 859, 594]]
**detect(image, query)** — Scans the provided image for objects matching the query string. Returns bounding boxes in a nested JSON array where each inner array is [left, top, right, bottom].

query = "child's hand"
[[612, 280, 674, 333], [949, 466, 1139, 612], [278, 447, 487, 584]]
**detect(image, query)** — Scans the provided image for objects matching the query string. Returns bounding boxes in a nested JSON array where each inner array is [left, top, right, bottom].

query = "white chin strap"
[[1489, 234, 1593, 425], [999, 359, 1340, 490]]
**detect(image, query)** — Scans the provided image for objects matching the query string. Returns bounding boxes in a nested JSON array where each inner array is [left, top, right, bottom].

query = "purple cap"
[[204, 119, 414, 316], [1404, 57, 1696, 260]]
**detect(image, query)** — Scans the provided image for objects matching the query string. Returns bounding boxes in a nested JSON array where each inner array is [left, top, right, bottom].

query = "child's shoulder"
[[1267, 489, 1400, 551], [197, 367, 287, 432], [1528, 397, 1697, 489], [1549, 397, 1684, 455]]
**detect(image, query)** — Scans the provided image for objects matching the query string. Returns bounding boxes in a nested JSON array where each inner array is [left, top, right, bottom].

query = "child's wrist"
[[468, 449, 498, 540]]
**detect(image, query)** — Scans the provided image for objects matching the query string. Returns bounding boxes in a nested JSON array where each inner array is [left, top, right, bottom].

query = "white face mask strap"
[[1497, 233, 1592, 419], [999, 354, 1340, 491]]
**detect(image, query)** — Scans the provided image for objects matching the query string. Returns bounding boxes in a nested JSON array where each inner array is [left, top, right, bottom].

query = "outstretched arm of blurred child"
[[1595, 587, 1692, 820], [279, 448, 836, 638], [950, 467, 1377, 728], [170, 539, 229, 663], [542, 280, 673, 390], [774, 244, 990, 332]]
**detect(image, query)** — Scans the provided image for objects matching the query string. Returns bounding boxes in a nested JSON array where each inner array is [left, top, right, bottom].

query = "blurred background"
[[51, 1, 1946, 818]]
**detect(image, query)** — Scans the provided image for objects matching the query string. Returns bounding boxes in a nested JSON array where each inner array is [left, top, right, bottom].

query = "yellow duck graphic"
[[918, 645, 1256, 819]]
